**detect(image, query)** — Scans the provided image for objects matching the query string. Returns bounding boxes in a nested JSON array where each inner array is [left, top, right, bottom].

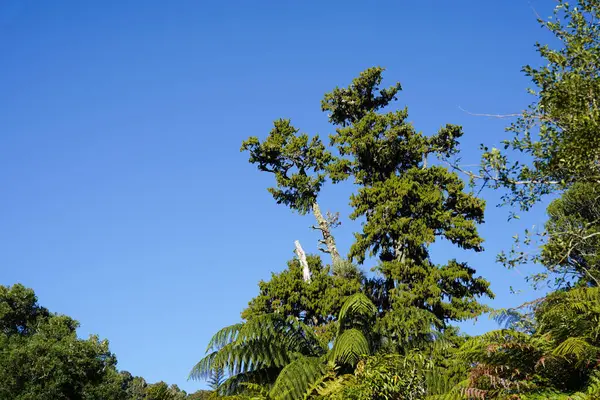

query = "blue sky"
[[1, 0, 558, 392]]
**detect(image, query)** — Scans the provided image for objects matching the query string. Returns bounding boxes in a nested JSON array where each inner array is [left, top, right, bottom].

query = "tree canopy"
[[0, 284, 207, 400]]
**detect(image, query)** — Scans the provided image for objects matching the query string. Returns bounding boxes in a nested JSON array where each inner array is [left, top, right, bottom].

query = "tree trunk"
[[312, 202, 342, 266]]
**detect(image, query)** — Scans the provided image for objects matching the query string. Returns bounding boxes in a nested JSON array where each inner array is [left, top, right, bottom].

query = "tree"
[[541, 182, 600, 287], [458, 286, 600, 399], [121, 373, 148, 400], [242, 254, 362, 343], [0, 284, 196, 400], [226, 66, 495, 398], [241, 119, 343, 267], [453, 4, 600, 395], [457, 0, 600, 292], [146, 382, 188, 400], [0, 284, 125, 400], [322, 67, 493, 344], [190, 294, 378, 400], [0, 283, 50, 336], [459, 0, 600, 212]]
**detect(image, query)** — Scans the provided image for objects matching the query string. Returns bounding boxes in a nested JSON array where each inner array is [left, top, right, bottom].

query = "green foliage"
[[268, 356, 325, 400], [232, 65, 496, 399], [242, 255, 362, 343], [0, 284, 201, 400], [241, 119, 333, 215], [459, 287, 600, 398], [146, 382, 188, 400], [498, 181, 600, 289], [0, 283, 50, 336], [0, 284, 122, 400], [322, 67, 401, 128], [322, 67, 492, 339], [208, 366, 226, 392], [337, 293, 377, 331], [330, 293, 376, 368], [330, 329, 370, 368], [448, 4, 600, 396], [473, 0, 600, 210], [190, 312, 326, 395], [192, 294, 379, 399], [217, 4, 600, 398], [338, 354, 428, 400], [542, 182, 600, 287]]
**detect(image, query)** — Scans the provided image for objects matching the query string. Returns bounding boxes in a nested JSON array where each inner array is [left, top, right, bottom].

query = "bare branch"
[[458, 106, 523, 119]]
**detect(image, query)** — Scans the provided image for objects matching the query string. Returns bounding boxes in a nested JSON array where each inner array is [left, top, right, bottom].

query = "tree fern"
[[191, 292, 380, 398], [268, 356, 325, 400], [330, 329, 370, 367], [337, 293, 376, 330]]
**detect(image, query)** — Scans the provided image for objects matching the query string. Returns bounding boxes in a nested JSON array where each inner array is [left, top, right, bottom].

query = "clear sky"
[[1, 0, 558, 393]]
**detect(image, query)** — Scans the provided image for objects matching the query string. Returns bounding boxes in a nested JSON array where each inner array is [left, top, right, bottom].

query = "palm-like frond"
[[189, 350, 219, 380], [268, 356, 325, 400], [193, 291, 380, 398], [537, 287, 600, 343], [330, 328, 370, 367], [205, 323, 244, 353], [552, 337, 599, 365], [190, 313, 326, 385], [218, 368, 279, 396], [338, 293, 377, 330]]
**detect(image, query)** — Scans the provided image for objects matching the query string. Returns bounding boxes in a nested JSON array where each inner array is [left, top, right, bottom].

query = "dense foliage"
[[0, 284, 210, 400]]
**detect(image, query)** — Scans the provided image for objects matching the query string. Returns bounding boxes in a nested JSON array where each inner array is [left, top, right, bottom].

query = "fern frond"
[[338, 293, 377, 330], [552, 336, 599, 365], [206, 323, 244, 352], [189, 350, 219, 380], [282, 316, 327, 356], [330, 328, 370, 367], [268, 356, 325, 400], [219, 368, 279, 396]]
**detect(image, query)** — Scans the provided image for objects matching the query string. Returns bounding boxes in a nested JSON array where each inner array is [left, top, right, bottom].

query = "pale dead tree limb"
[[458, 106, 555, 123], [294, 240, 311, 283], [458, 106, 523, 119], [311, 202, 342, 266]]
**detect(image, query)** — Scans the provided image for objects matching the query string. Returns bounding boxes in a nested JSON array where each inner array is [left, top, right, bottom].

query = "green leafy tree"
[[465, 0, 600, 294], [241, 119, 343, 267], [190, 294, 378, 400], [462, 0, 600, 212], [230, 66, 495, 399], [121, 372, 148, 400], [0, 284, 196, 400], [242, 254, 362, 343], [451, 4, 600, 397], [322, 67, 493, 344], [540, 182, 600, 287], [0, 283, 50, 336], [146, 382, 188, 400], [0, 284, 125, 400]]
